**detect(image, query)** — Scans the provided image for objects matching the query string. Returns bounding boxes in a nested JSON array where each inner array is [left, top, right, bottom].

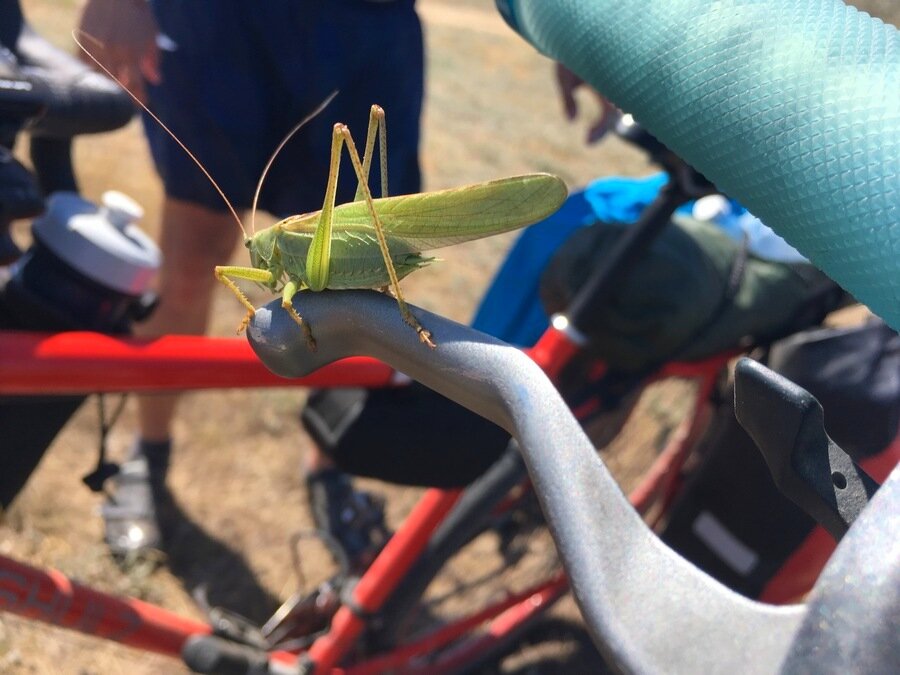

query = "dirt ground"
[[2, 1, 897, 673]]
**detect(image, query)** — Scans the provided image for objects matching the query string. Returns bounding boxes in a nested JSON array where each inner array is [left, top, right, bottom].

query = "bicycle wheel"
[[367, 445, 572, 673]]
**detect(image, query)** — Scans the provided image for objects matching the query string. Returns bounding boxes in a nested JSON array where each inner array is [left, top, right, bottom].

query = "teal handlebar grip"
[[498, 0, 899, 329]]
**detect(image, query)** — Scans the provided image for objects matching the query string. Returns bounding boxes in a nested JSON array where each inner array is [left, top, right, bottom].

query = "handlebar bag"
[[539, 215, 844, 374]]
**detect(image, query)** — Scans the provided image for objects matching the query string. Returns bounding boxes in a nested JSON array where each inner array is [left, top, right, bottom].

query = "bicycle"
[[2, 156, 889, 673], [2, 0, 899, 673], [0, 12, 736, 673]]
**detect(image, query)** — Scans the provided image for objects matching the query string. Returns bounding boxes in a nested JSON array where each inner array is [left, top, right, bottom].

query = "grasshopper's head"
[[246, 228, 279, 271]]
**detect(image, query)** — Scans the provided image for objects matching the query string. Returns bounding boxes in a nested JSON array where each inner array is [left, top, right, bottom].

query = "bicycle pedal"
[[261, 581, 341, 650], [192, 586, 267, 649]]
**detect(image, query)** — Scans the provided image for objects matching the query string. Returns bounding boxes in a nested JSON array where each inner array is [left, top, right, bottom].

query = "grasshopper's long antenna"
[[73, 31, 249, 239], [250, 91, 338, 236]]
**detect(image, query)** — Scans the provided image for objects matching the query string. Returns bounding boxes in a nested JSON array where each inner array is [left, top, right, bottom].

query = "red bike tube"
[[0, 555, 301, 665], [0, 325, 586, 395], [0, 554, 210, 656], [629, 353, 734, 518], [0, 331, 395, 394], [344, 573, 568, 674], [305, 488, 461, 673], [423, 573, 569, 674], [527, 323, 581, 379]]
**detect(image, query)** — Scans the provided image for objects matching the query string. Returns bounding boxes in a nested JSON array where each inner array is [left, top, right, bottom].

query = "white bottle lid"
[[32, 191, 161, 295]]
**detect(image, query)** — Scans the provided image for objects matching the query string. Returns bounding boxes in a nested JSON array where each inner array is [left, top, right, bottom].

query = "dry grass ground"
[[2, 1, 897, 673]]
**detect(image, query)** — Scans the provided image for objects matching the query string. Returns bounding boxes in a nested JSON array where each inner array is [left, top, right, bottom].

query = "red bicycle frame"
[[0, 329, 570, 671], [0, 325, 817, 672]]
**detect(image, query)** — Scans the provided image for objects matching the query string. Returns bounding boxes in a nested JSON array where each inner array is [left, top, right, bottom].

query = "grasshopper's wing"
[[332, 173, 567, 251]]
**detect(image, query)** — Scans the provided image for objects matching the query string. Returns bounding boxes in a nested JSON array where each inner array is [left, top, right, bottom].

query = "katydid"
[[218, 103, 567, 348], [76, 36, 567, 349]]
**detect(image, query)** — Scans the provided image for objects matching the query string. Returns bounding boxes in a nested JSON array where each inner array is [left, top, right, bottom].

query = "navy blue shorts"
[[145, 0, 423, 218]]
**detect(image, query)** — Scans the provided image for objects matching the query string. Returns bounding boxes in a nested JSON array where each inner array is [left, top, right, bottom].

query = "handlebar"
[[249, 292, 900, 673], [0, 1, 134, 195], [0, 1, 136, 259], [246, 291, 808, 673], [2, 20, 133, 139]]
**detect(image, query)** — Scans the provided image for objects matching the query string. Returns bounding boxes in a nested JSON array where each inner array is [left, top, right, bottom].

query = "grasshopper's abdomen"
[[276, 228, 433, 290]]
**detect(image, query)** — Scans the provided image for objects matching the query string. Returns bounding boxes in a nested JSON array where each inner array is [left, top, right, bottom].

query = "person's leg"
[[99, 3, 269, 557], [104, 197, 243, 555], [290, 0, 425, 568], [136, 197, 243, 438], [300, 383, 511, 574]]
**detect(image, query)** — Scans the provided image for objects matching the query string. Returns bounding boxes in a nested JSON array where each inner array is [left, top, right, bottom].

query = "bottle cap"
[[31, 191, 160, 295]]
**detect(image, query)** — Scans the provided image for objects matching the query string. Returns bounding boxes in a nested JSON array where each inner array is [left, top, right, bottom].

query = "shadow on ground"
[[485, 617, 611, 674], [153, 484, 282, 626]]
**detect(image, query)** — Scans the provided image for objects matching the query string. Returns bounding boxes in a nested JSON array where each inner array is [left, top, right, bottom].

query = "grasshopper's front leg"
[[307, 117, 435, 348], [215, 266, 316, 348], [214, 265, 274, 334]]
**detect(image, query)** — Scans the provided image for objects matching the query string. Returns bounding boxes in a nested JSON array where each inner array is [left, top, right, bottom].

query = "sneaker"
[[305, 468, 390, 573], [102, 438, 171, 557]]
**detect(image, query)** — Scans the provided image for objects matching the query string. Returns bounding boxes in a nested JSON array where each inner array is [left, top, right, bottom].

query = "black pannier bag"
[[658, 319, 899, 600]]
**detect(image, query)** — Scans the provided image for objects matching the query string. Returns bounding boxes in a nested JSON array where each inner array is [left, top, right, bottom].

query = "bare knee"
[[158, 198, 244, 268], [150, 198, 246, 324]]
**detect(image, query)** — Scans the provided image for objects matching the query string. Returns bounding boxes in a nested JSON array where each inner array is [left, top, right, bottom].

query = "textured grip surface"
[[501, 0, 899, 329]]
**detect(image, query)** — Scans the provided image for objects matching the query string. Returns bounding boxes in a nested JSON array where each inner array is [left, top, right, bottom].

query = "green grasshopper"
[[77, 37, 567, 349], [216, 103, 567, 348]]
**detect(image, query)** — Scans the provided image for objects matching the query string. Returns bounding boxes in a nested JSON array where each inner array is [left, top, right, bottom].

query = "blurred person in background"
[[78, 0, 423, 567]]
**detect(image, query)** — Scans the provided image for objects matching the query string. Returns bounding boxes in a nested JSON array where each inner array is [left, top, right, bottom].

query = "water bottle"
[[0, 190, 160, 508], [1, 190, 160, 332]]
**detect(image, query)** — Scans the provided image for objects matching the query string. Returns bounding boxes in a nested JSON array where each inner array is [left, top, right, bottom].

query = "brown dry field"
[[2, 1, 897, 674]]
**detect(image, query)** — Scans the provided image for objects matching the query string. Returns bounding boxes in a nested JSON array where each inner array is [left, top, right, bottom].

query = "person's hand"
[[555, 63, 617, 145], [77, 0, 162, 104]]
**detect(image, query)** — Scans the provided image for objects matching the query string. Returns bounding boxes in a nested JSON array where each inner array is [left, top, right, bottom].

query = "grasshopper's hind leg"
[[354, 104, 388, 201], [339, 124, 435, 348], [306, 116, 434, 347], [214, 265, 275, 333], [281, 280, 316, 350]]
